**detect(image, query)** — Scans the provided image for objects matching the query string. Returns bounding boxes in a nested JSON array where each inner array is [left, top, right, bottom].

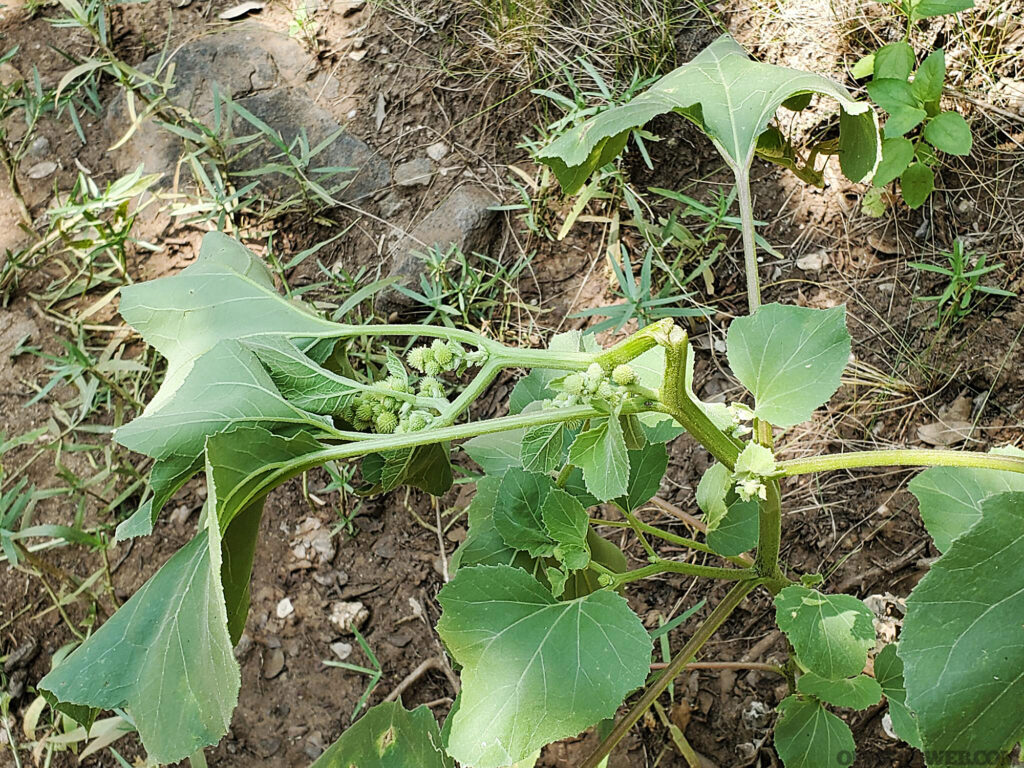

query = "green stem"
[[607, 560, 757, 588], [580, 578, 762, 768], [592, 517, 710, 554], [777, 449, 1024, 477], [753, 479, 787, 593], [438, 358, 501, 424], [594, 319, 673, 369], [734, 165, 761, 314], [223, 402, 651, 515]]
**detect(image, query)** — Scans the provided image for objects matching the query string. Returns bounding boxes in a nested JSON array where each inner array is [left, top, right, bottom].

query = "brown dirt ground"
[[2, 0, 1024, 766]]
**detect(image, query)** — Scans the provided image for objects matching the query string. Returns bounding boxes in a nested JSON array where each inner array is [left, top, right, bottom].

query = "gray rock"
[[394, 157, 433, 187], [106, 25, 388, 202], [379, 184, 500, 313]]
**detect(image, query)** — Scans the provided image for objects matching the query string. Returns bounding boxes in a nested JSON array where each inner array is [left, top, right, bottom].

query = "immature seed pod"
[[381, 396, 399, 412], [375, 410, 399, 434], [612, 364, 636, 386], [407, 347, 428, 372], [407, 411, 428, 431], [355, 399, 375, 422], [431, 338, 454, 368]]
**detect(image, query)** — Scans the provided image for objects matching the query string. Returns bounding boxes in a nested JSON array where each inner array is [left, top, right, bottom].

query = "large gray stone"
[[106, 26, 388, 202], [378, 184, 501, 314]]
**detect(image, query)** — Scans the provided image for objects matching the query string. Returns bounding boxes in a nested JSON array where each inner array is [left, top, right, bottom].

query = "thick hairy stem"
[[734, 164, 761, 314], [660, 333, 740, 470], [753, 479, 787, 593], [778, 449, 1024, 477], [579, 578, 762, 768]]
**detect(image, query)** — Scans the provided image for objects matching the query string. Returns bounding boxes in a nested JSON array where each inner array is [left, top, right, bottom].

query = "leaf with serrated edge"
[[494, 468, 556, 557], [538, 34, 878, 189], [774, 585, 875, 680], [727, 304, 851, 428], [568, 418, 629, 501], [436, 564, 650, 768], [874, 644, 921, 748], [796, 673, 882, 710], [617, 443, 668, 512], [541, 488, 590, 570], [39, 505, 237, 764], [774, 696, 855, 768], [908, 446, 1024, 552], [521, 423, 570, 473], [901, 491, 1024, 760], [310, 702, 453, 768]]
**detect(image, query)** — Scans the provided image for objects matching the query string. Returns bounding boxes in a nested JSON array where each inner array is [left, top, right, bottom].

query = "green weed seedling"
[[908, 239, 1016, 326], [32, 33, 1024, 768]]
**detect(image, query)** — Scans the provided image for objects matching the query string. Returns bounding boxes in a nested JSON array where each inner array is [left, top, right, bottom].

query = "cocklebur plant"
[[536, 32, 883, 313], [33, 229, 1024, 768]]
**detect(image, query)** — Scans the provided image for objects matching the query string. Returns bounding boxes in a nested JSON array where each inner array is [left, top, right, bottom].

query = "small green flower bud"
[[407, 347, 428, 372], [586, 362, 605, 381], [431, 338, 454, 368], [407, 411, 428, 431], [612, 364, 636, 386], [381, 396, 398, 412], [355, 400, 374, 422], [375, 410, 398, 434], [562, 373, 583, 395], [596, 380, 615, 400], [424, 359, 441, 377]]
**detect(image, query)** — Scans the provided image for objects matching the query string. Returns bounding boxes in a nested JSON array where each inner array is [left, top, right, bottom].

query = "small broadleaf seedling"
[[35, 33, 1024, 768]]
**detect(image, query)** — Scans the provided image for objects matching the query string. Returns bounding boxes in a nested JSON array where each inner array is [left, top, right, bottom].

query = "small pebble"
[[262, 648, 286, 679], [276, 597, 294, 619]]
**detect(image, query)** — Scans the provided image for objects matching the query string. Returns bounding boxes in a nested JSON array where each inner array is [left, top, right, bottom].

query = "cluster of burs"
[[342, 339, 480, 434], [552, 362, 636, 411]]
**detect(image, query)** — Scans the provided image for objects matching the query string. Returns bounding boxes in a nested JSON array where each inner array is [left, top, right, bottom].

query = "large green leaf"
[[39, 507, 237, 764], [774, 585, 875, 680], [436, 564, 650, 768], [908, 446, 1024, 552], [923, 110, 972, 155], [311, 702, 453, 768], [900, 492, 1024, 762], [773, 696, 855, 768], [115, 452, 201, 540], [118, 231, 334, 415], [537, 34, 878, 192], [451, 476, 540, 574], [246, 337, 361, 415], [115, 338, 329, 462], [568, 417, 629, 501], [206, 425, 322, 642], [727, 304, 851, 427], [911, 0, 973, 21]]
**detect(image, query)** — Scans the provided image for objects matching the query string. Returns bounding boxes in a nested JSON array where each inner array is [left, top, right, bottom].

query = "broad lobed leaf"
[[436, 564, 650, 768], [537, 34, 879, 192], [900, 491, 1024, 763], [310, 702, 453, 768]]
